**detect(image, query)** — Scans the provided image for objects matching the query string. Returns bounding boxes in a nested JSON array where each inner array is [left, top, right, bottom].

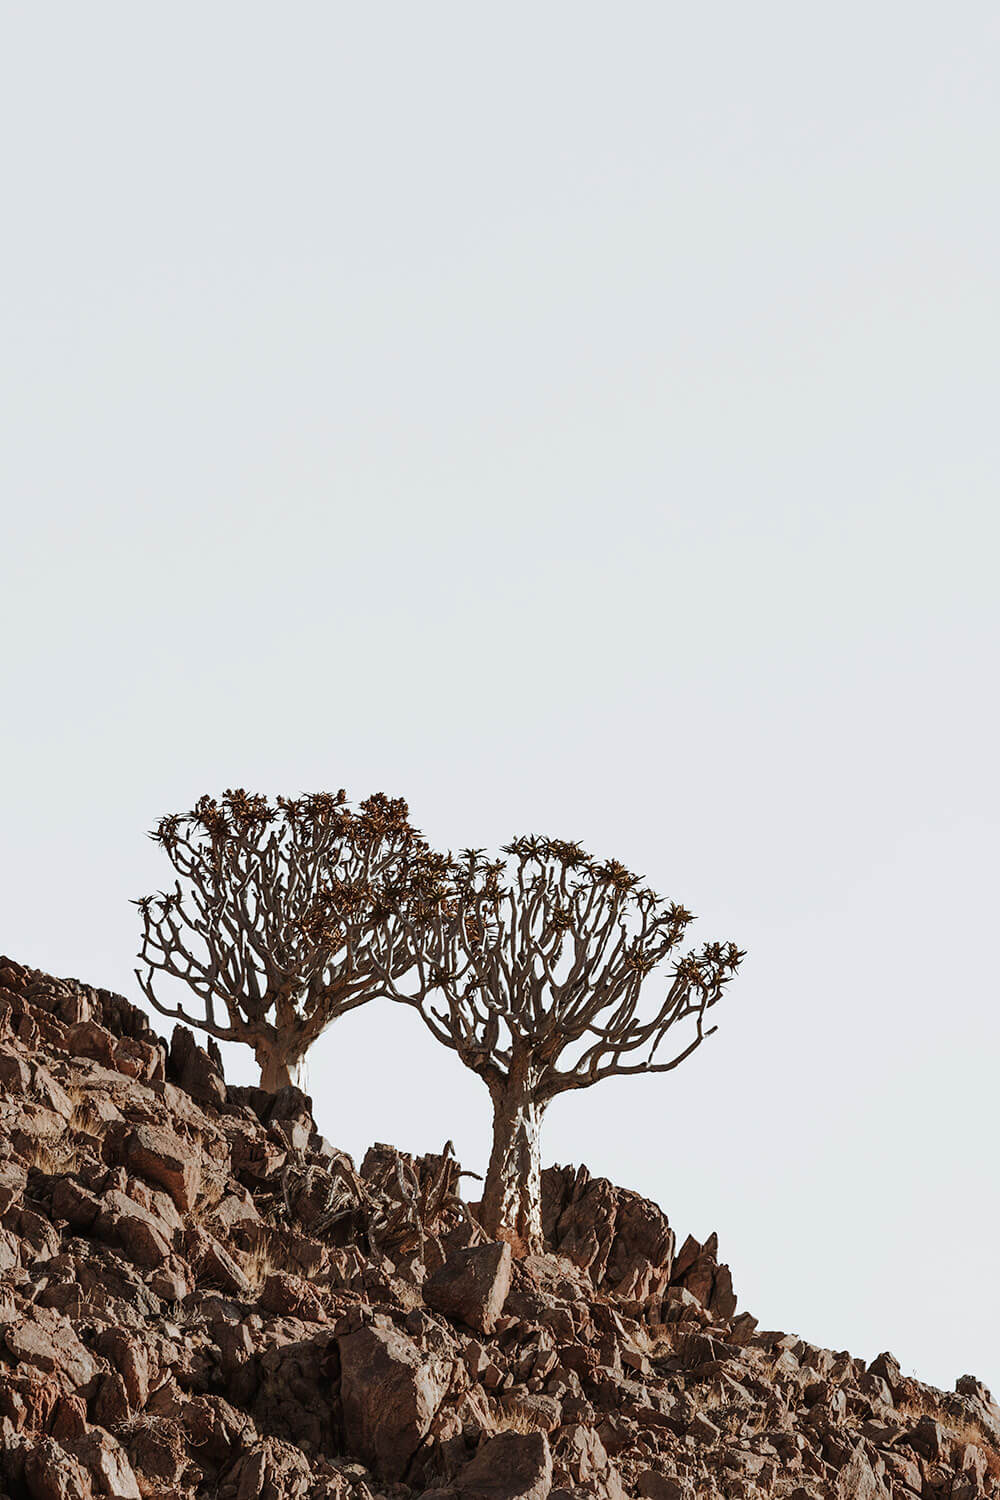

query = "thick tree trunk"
[[480, 1067, 546, 1255], [255, 1037, 310, 1094]]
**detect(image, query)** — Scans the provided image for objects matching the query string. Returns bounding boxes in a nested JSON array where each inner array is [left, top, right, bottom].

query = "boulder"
[[93, 1329, 150, 1410], [23, 1437, 93, 1500], [123, 1123, 200, 1213], [500, 1391, 563, 1432], [231, 1437, 312, 1499], [68, 1430, 141, 1499], [258, 1270, 326, 1322], [835, 1444, 888, 1499], [451, 1430, 553, 1499], [184, 1225, 251, 1296], [93, 1189, 174, 1268], [4, 1308, 98, 1391], [338, 1321, 453, 1480], [637, 1475, 694, 1500], [424, 1241, 513, 1335]]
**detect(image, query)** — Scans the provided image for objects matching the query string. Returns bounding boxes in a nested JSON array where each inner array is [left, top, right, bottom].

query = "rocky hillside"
[[0, 957, 996, 1500]]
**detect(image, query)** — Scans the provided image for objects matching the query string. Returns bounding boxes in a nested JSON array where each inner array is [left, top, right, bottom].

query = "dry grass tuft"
[[896, 1392, 1000, 1482], [239, 1235, 293, 1293], [486, 1406, 549, 1437]]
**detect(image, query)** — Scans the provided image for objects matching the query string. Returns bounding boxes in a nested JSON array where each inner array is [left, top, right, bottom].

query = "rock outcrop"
[[0, 955, 997, 1499]]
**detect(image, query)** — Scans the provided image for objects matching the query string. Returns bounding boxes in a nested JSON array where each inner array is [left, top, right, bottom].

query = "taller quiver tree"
[[136, 789, 449, 1092], [385, 838, 744, 1255]]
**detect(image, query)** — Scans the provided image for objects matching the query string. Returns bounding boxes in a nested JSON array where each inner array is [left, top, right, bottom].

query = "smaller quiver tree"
[[382, 838, 744, 1254], [135, 789, 450, 1092]]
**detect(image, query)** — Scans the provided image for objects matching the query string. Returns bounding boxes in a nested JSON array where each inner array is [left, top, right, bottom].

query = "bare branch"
[[135, 788, 452, 1088]]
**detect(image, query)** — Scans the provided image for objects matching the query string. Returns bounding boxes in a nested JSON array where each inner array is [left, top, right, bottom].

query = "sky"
[[2, 4, 998, 1396]]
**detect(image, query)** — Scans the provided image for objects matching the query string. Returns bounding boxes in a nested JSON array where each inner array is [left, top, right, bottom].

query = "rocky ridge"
[[0, 955, 996, 1500]]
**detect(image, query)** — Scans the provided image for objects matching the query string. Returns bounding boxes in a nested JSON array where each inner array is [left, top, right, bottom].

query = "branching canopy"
[[385, 835, 744, 1104], [135, 789, 450, 1063]]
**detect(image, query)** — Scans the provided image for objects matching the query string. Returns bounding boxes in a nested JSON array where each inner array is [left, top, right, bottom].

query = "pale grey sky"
[[2, 4, 998, 1394]]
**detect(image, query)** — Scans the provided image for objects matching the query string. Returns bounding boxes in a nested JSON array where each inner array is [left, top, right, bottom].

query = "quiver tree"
[[383, 837, 744, 1254], [135, 789, 449, 1092]]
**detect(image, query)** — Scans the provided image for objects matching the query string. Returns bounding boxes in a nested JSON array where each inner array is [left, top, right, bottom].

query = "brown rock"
[[93, 1189, 174, 1268], [24, 1437, 93, 1500], [688, 1410, 721, 1444], [124, 1123, 200, 1212], [0, 1156, 27, 1213], [258, 1270, 326, 1322], [956, 1372, 993, 1403], [92, 1369, 130, 1428], [500, 1391, 563, 1432], [232, 1437, 312, 1498], [124, 1418, 186, 1485], [50, 1394, 88, 1441], [0, 1224, 20, 1270], [451, 1430, 553, 1499], [0, 1372, 60, 1432], [708, 1261, 737, 1320], [93, 1329, 150, 1410], [558, 1422, 622, 1496], [836, 1443, 888, 1499], [68, 1430, 141, 1499], [168, 1024, 226, 1106], [338, 1321, 453, 1480], [637, 1475, 694, 1500], [424, 1241, 513, 1335], [5, 1307, 98, 1390], [65, 1021, 117, 1069], [50, 1176, 102, 1231], [185, 1225, 251, 1296], [0, 1048, 33, 1091]]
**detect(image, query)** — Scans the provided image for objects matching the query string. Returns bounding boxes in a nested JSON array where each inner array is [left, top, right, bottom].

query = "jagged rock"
[[93, 1327, 151, 1409], [168, 1024, 227, 1106], [338, 1320, 454, 1480], [185, 1224, 251, 1295], [122, 1122, 201, 1212], [0, 1156, 27, 1213], [50, 1175, 102, 1231], [93, 1188, 175, 1267], [23, 1436, 93, 1500], [448, 1430, 553, 1498], [91, 1369, 130, 1427], [556, 1422, 623, 1497], [4, 1307, 98, 1390], [835, 1443, 887, 1499], [68, 1430, 142, 1498], [124, 1416, 188, 1487], [0, 1372, 61, 1432], [0, 954, 995, 1500], [229, 1437, 313, 1498], [637, 1475, 694, 1500], [500, 1390, 564, 1432], [258, 1270, 326, 1321], [424, 1240, 513, 1335], [958, 1373, 994, 1404]]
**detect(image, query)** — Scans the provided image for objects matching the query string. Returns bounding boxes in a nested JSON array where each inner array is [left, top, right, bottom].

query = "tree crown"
[[136, 788, 451, 1051], [390, 835, 744, 1101]]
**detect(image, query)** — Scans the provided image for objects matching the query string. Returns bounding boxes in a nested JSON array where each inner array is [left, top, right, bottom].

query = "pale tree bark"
[[481, 1061, 547, 1255], [254, 1035, 310, 1094]]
